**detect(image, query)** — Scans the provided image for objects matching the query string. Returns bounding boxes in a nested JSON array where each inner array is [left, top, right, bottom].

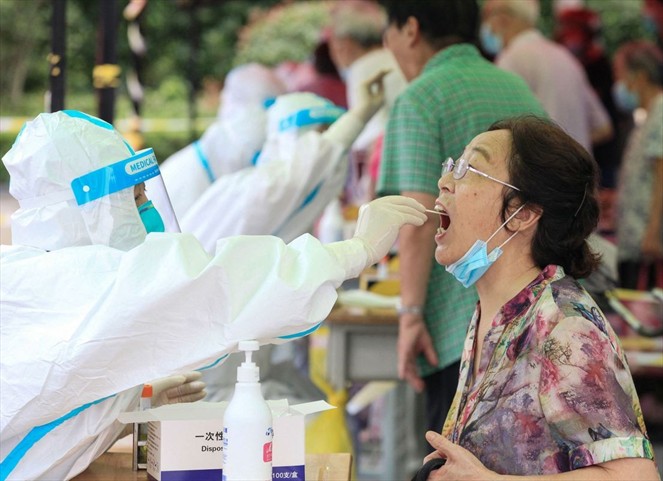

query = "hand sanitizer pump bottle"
[[222, 340, 273, 481]]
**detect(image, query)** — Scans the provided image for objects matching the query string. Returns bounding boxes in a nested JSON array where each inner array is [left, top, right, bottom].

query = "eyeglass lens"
[[442, 158, 454, 176], [454, 158, 468, 180], [442, 157, 472, 180]]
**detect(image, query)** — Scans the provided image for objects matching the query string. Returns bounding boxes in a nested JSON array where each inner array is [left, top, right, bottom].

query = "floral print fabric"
[[442, 265, 654, 474]]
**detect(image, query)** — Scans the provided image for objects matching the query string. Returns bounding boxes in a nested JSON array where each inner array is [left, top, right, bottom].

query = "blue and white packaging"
[[118, 399, 334, 481]]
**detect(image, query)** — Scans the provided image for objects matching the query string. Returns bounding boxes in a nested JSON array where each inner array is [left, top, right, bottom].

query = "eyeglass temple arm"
[[468, 166, 520, 191]]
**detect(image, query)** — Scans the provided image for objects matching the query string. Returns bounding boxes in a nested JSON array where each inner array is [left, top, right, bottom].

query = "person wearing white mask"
[[612, 40, 663, 290], [480, 0, 612, 154], [327, 0, 408, 203], [0, 110, 426, 480], [181, 70, 390, 252], [158, 63, 286, 221], [416, 115, 657, 480]]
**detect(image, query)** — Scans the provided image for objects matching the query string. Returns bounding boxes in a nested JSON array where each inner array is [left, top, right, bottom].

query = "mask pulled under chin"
[[445, 205, 524, 288]]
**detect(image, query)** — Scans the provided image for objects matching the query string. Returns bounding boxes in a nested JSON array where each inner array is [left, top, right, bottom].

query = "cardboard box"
[[118, 400, 334, 481]]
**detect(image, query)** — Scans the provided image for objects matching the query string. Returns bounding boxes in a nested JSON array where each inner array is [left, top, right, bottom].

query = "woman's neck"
[[475, 251, 541, 325]]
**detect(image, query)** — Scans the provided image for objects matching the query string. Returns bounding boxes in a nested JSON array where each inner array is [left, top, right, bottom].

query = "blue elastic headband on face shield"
[[278, 105, 346, 132], [70, 148, 160, 206]]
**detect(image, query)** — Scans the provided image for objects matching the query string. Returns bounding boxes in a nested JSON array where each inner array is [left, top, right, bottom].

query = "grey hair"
[[500, 0, 540, 26], [329, 0, 387, 48], [616, 40, 663, 86]]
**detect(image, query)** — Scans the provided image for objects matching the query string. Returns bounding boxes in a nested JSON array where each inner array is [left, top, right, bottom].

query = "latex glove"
[[354, 195, 427, 266], [352, 69, 391, 124], [150, 371, 207, 407]]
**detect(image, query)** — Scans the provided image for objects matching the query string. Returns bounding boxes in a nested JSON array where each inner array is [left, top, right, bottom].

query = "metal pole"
[[49, 0, 66, 112], [95, 0, 120, 123], [124, 0, 148, 150], [187, 4, 200, 142]]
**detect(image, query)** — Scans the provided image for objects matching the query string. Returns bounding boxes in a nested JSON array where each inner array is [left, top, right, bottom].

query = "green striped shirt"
[[378, 44, 546, 376]]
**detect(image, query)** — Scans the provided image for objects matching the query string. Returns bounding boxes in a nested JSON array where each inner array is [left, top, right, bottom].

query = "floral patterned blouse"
[[441, 265, 654, 474]]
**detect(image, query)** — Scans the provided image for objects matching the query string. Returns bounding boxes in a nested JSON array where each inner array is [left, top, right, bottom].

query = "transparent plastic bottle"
[[222, 341, 273, 481]]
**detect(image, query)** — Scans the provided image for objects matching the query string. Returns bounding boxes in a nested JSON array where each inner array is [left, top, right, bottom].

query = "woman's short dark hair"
[[488, 115, 601, 278], [381, 0, 478, 48]]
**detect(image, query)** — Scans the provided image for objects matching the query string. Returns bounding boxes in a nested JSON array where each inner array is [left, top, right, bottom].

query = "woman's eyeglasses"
[[442, 157, 520, 191]]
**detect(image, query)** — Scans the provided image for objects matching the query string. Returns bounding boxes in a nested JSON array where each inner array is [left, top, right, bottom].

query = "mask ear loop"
[[485, 203, 527, 247]]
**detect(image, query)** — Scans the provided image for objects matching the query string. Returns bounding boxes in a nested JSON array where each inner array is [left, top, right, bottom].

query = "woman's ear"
[[508, 204, 541, 233]]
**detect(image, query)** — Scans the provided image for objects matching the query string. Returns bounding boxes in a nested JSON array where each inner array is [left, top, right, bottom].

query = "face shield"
[[3, 110, 179, 251], [71, 147, 180, 242]]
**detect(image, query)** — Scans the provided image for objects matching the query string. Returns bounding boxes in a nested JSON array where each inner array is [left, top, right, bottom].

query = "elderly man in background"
[[480, 0, 612, 154], [327, 0, 408, 204]]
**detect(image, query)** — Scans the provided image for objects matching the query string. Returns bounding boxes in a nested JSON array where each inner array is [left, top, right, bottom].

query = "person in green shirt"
[[377, 0, 546, 441]]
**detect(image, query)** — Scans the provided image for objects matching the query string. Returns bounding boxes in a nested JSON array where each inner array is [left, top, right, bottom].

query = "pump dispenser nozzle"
[[237, 340, 260, 383]]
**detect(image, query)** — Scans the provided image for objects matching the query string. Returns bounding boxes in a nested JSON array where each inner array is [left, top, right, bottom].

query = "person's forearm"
[[398, 192, 438, 309], [496, 458, 659, 481], [323, 111, 366, 149]]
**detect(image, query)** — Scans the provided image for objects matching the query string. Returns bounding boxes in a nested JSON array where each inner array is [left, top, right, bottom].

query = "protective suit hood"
[[259, 92, 346, 165], [2, 111, 146, 251], [218, 63, 287, 121]]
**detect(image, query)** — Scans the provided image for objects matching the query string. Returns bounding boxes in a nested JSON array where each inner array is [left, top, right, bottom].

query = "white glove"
[[352, 69, 391, 124], [150, 371, 207, 407], [353, 195, 427, 266], [324, 196, 426, 278]]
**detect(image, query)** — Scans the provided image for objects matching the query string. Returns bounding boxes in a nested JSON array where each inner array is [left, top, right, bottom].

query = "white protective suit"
[[159, 63, 286, 220], [181, 92, 366, 253], [0, 111, 426, 480]]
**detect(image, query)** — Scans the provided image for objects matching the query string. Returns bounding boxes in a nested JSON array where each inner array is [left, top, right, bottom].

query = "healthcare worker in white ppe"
[[0, 110, 426, 480], [158, 63, 286, 220], [180, 70, 391, 252]]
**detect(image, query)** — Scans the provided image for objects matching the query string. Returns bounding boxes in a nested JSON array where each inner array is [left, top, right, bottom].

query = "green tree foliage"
[[233, 1, 332, 66], [0, 0, 51, 108], [0, 0, 281, 115], [586, 0, 652, 55]]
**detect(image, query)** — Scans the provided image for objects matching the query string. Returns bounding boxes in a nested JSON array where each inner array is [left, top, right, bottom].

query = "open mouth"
[[432, 206, 450, 234], [440, 213, 450, 231]]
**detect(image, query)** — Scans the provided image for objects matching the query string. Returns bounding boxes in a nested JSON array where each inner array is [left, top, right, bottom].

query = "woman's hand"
[[423, 431, 501, 481]]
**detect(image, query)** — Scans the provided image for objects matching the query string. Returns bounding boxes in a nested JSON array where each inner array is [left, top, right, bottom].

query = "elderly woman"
[[612, 40, 663, 290], [420, 116, 658, 480]]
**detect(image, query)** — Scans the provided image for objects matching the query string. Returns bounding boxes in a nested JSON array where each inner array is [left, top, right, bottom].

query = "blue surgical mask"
[[612, 81, 640, 113], [480, 23, 503, 57], [445, 205, 524, 288], [138, 200, 165, 233]]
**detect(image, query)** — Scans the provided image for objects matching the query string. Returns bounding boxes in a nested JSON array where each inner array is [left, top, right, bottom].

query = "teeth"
[[437, 227, 446, 235]]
